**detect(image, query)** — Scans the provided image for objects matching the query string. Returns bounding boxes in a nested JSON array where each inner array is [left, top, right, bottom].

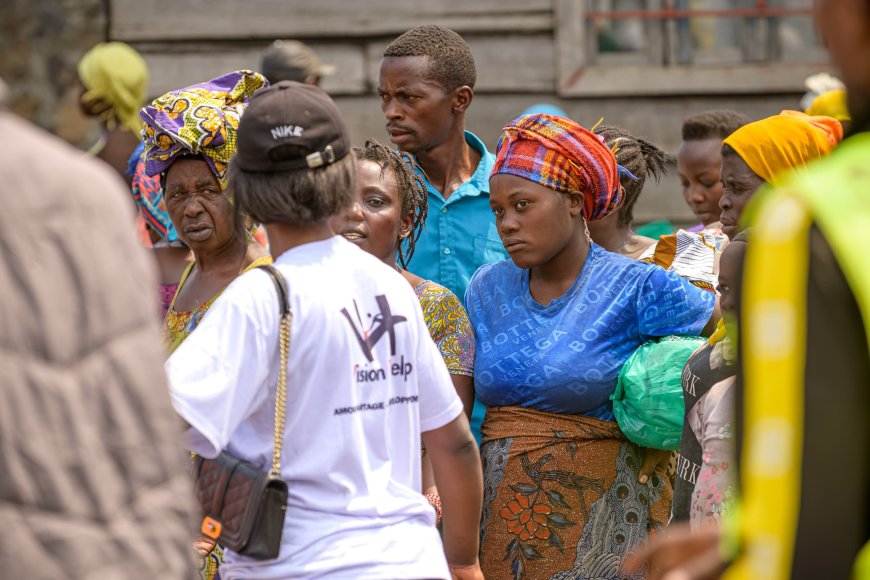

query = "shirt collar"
[[416, 130, 495, 201], [464, 130, 495, 197]]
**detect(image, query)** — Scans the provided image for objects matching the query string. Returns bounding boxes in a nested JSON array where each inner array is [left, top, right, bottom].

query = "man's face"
[[815, 0, 870, 122], [377, 56, 456, 155]]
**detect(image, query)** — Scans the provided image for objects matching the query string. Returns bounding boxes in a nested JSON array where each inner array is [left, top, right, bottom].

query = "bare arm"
[[421, 374, 476, 511], [421, 453, 437, 495], [451, 373, 475, 422], [421, 412, 483, 577]]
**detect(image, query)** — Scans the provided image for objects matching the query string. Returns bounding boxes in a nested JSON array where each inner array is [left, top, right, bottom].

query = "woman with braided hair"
[[588, 125, 670, 259], [466, 114, 718, 579], [329, 139, 476, 524]]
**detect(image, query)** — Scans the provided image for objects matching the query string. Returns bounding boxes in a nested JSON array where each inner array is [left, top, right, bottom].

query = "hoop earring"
[[583, 218, 592, 245]]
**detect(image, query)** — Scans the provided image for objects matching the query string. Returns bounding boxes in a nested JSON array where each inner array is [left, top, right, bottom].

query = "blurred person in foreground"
[[624, 0, 870, 577], [0, 77, 194, 578], [166, 81, 484, 579]]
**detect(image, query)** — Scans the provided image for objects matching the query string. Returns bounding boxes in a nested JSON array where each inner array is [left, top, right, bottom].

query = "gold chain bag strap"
[[193, 264, 292, 560]]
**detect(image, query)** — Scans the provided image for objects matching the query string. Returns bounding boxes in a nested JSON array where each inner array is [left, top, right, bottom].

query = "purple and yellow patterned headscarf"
[[140, 70, 267, 190]]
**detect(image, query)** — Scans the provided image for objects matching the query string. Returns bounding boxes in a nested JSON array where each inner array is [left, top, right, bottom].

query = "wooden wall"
[[110, 0, 827, 223]]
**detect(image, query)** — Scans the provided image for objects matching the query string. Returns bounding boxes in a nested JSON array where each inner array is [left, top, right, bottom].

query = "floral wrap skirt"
[[479, 406, 672, 580]]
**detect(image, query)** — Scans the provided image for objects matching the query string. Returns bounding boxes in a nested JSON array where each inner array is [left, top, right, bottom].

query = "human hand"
[[193, 536, 217, 557], [449, 562, 484, 580], [638, 448, 672, 485], [621, 522, 727, 580]]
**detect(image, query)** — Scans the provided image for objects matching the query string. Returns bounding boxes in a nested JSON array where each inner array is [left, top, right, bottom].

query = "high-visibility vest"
[[725, 133, 870, 580]]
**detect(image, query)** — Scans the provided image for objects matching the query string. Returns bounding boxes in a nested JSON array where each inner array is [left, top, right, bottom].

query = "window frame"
[[554, 0, 833, 97]]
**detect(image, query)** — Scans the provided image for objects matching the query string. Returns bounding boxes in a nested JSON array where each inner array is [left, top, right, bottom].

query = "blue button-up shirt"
[[406, 131, 508, 303]]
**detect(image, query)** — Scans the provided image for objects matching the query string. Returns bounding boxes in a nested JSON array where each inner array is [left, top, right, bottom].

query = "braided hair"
[[353, 139, 429, 268], [594, 125, 671, 227]]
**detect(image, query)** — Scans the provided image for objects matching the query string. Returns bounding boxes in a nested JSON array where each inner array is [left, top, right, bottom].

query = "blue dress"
[[465, 243, 716, 421]]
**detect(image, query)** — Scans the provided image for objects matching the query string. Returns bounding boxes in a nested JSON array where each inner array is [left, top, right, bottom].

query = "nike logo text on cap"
[[271, 125, 304, 140]]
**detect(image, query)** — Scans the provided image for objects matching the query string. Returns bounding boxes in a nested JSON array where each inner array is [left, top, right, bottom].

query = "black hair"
[[383, 25, 477, 91], [228, 154, 356, 226], [682, 110, 752, 141], [594, 125, 671, 227], [353, 139, 429, 268]]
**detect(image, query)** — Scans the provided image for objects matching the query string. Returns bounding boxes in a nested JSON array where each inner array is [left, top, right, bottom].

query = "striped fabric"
[[639, 228, 729, 293]]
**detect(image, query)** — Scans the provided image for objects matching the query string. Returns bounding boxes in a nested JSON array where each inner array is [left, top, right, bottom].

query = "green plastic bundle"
[[611, 336, 706, 450]]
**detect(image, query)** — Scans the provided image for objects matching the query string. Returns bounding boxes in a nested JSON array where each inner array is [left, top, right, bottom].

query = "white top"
[[167, 236, 463, 579]]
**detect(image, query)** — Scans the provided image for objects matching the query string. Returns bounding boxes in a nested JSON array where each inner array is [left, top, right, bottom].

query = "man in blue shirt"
[[379, 25, 508, 442], [378, 25, 507, 301]]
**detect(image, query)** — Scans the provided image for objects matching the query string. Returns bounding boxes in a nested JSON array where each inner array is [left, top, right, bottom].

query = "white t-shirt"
[[167, 236, 463, 579]]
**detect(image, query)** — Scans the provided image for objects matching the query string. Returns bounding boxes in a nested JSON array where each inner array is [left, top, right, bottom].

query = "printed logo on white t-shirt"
[[340, 295, 408, 362]]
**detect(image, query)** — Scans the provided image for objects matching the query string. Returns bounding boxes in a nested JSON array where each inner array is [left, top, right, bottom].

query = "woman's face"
[[164, 158, 237, 255], [329, 159, 412, 264], [719, 152, 765, 239], [677, 138, 726, 226], [717, 240, 745, 315], [489, 173, 582, 270]]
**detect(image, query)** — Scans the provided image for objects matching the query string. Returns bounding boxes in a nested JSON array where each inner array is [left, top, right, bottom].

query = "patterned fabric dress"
[[160, 283, 178, 321], [163, 256, 271, 580], [414, 280, 475, 376], [414, 280, 474, 473], [481, 407, 672, 580], [164, 257, 272, 355]]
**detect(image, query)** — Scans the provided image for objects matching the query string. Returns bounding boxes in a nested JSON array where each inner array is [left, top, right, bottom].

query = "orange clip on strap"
[[201, 516, 222, 540]]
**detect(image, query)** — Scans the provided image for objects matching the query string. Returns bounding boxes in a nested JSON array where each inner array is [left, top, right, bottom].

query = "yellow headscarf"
[[722, 110, 843, 185], [78, 42, 149, 135], [805, 89, 851, 122]]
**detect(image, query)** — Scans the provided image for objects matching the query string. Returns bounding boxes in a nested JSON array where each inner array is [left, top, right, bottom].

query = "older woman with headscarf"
[[78, 42, 149, 181], [465, 114, 718, 579], [141, 71, 271, 579], [719, 110, 842, 240], [141, 70, 272, 359]]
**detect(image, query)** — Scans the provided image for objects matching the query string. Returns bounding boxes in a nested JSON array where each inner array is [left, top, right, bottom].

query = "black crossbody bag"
[[192, 264, 292, 560]]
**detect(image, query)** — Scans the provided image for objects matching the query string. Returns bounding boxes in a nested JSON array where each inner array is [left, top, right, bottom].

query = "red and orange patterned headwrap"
[[491, 114, 622, 222]]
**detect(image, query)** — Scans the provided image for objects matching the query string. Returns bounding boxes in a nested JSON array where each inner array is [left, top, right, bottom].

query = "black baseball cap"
[[235, 80, 350, 172]]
